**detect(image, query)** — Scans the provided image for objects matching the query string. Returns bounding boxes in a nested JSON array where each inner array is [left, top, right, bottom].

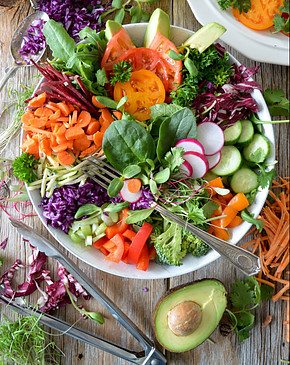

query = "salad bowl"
[[27, 23, 275, 279]]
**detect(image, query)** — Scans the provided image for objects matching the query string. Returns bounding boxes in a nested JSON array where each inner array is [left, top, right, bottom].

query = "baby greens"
[[102, 119, 155, 172]]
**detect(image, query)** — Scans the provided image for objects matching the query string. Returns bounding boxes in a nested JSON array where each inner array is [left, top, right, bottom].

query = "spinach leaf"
[[103, 119, 155, 172], [78, 27, 107, 52], [43, 19, 75, 63], [157, 108, 197, 161], [126, 207, 155, 224], [150, 103, 183, 119]]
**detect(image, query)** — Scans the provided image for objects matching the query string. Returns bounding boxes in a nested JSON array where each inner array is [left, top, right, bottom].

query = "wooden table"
[[0, 1, 289, 364]]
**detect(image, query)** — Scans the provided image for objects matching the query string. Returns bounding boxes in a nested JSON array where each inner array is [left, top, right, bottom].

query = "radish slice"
[[175, 138, 205, 155], [183, 151, 209, 179], [179, 160, 193, 177], [197, 122, 225, 156], [120, 180, 142, 203], [206, 152, 221, 170]]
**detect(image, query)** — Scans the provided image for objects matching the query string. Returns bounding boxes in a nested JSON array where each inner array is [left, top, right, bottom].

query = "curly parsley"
[[218, 0, 252, 14], [273, 0, 289, 34], [110, 61, 133, 86], [12, 152, 40, 184]]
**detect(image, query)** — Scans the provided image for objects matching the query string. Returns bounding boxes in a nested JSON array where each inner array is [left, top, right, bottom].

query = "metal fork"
[[82, 156, 261, 276]]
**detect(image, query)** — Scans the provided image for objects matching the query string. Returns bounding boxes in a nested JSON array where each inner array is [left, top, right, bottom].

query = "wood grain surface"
[[0, 1, 289, 364]]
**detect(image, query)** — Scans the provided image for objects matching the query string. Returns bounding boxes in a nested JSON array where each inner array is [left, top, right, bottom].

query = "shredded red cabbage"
[[19, 1, 112, 62], [0, 237, 8, 250], [41, 178, 110, 233], [0, 245, 90, 314], [129, 187, 154, 211], [18, 19, 46, 64], [193, 63, 262, 128]]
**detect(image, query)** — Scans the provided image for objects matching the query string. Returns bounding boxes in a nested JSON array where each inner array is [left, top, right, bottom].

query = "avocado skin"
[[152, 279, 227, 353]]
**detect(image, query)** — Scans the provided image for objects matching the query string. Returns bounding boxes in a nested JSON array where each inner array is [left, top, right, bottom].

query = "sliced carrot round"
[[127, 178, 142, 194]]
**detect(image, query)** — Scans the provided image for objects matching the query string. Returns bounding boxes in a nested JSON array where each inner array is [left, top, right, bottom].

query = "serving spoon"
[[0, 0, 48, 93]]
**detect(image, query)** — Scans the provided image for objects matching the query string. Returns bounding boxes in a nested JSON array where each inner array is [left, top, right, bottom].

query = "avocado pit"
[[167, 300, 202, 336]]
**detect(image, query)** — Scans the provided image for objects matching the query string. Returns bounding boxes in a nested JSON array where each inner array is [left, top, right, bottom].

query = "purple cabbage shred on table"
[[41, 178, 110, 233]]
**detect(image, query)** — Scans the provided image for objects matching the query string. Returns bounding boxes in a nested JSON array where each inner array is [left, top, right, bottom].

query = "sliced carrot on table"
[[52, 142, 71, 153], [100, 119, 111, 133], [34, 106, 54, 118], [39, 138, 52, 156], [86, 120, 100, 135], [65, 126, 85, 140], [23, 126, 52, 137], [28, 92, 46, 108], [101, 108, 114, 123], [57, 150, 75, 165], [49, 109, 62, 121], [71, 110, 78, 124]]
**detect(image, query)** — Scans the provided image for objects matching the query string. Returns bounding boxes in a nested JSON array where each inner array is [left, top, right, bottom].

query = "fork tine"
[[90, 156, 121, 176], [80, 169, 109, 190], [87, 158, 119, 180]]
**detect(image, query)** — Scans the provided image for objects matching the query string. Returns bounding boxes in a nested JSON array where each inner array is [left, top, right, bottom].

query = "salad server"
[[9, 218, 166, 365], [83, 156, 261, 277], [0, 0, 48, 93]]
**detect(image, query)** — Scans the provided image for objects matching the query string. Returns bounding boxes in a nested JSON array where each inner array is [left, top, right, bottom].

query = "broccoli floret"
[[152, 220, 186, 266], [182, 230, 211, 257]]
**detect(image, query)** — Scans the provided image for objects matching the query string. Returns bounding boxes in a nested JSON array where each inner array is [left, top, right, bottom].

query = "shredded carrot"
[[242, 177, 289, 341]]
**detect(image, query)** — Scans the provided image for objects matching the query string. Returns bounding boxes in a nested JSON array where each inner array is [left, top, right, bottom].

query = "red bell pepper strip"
[[93, 235, 108, 248], [105, 233, 125, 263], [105, 208, 129, 239], [127, 222, 153, 264], [121, 241, 131, 264], [136, 244, 149, 271], [122, 229, 137, 241], [98, 247, 109, 256], [148, 245, 156, 261]]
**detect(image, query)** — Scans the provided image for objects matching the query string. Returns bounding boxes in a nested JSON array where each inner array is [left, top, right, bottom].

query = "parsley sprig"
[[110, 60, 133, 86], [217, 0, 252, 14], [12, 152, 40, 184], [273, 0, 289, 34], [226, 277, 272, 341]]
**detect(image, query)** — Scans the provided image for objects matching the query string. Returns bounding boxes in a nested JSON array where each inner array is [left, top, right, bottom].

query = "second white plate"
[[187, 0, 289, 66]]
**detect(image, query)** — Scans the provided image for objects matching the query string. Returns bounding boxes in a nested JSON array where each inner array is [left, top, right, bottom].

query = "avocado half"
[[153, 279, 227, 352]]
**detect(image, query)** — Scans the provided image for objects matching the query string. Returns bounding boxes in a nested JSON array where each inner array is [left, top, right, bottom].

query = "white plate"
[[28, 24, 275, 279], [187, 0, 289, 66]]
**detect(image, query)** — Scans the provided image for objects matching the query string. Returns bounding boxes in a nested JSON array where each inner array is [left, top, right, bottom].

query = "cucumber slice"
[[224, 120, 242, 145], [243, 134, 270, 164], [230, 167, 259, 194], [236, 120, 254, 148], [211, 146, 242, 176]]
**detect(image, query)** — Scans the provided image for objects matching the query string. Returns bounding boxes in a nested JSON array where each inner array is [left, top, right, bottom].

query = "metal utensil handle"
[[0, 65, 19, 93], [0, 291, 146, 364], [29, 0, 39, 10], [154, 204, 261, 276]]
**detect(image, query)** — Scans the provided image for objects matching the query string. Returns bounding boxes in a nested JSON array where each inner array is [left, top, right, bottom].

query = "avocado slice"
[[105, 20, 122, 41], [153, 279, 227, 352], [143, 8, 170, 48], [181, 22, 226, 53]]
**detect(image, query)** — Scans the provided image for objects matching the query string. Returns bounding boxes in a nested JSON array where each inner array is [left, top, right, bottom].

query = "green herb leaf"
[[260, 284, 274, 301], [117, 96, 128, 109], [114, 8, 125, 24], [104, 201, 129, 213], [112, 0, 122, 8], [184, 57, 198, 77], [263, 88, 290, 117], [93, 95, 118, 109], [154, 168, 170, 184], [149, 179, 158, 194], [74, 204, 101, 219], [241, 209, 264, 232], [78, 27, 107, 52], [168, 50, 185, 61], [123, 165, 142, 178], [218, 0, 252, 13], [162, 147, 184, 173], [43, 19, 75, 62], [96, 68, 109, 86], [126, 207, 155, 224], [108, 178, 124, 197], [150, 103, 183, 119], [230, 280, 255, 310], [257, 165, 277, 189], [203, 201, 219, 219], [110, 60, 133, 86], [12, 152, 40, 184], [103, 119, 156, 172]]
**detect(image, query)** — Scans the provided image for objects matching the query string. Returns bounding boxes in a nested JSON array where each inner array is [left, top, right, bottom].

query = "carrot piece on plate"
[[77, 110, 91, 128], [86, 120, 100, 135], [57, 150, 75, 165], [65, 126, 85, 140], [28, 92, 46, 108]]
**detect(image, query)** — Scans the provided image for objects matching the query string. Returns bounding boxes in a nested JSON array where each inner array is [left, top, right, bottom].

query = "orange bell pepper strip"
[[105, 208, 129, 239], [206, 177, 224, 196], [105, 233, 125, 263], [220, 193, 249, 228], [122, 229, 137, 241], [127, 222, 153, 265]]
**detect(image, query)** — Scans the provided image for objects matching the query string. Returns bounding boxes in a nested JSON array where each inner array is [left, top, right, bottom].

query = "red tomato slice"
[[101, 28, 135, 72], [149, 32, 182, 94], [116, 47, 169, 91]]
